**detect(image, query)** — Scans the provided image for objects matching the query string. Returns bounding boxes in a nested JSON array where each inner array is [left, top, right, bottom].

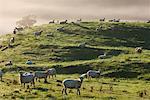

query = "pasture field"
[[0, 73, 150, 100], [0, 21, 150, 99]]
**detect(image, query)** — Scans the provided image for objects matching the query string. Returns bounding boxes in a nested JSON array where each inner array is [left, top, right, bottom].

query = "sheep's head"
[[79, 76, 84, 82]]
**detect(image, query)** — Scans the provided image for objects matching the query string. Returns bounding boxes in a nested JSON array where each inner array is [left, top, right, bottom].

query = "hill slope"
[[0, 21, 150, 79]]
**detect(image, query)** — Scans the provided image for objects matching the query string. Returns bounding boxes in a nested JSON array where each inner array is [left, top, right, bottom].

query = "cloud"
[[0, 0, 150, 33]]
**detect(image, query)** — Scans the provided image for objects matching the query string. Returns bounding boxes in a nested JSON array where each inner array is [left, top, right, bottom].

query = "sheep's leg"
[[77, 89, 80, 95], [36, 78, 38, 82], [62, 88, 64, 94], [44, 77, 48, 83], [33, 80, 35, 87], [55, 74, 56, 78], [24, 83, 25, 88], [64, 88, 67, 95]]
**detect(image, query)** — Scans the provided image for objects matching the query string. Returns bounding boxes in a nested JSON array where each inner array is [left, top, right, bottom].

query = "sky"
[[0, 0, 150, 34]]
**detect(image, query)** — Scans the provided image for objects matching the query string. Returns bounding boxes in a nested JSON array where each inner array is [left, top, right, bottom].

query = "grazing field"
[[0, 21, 150, 99]]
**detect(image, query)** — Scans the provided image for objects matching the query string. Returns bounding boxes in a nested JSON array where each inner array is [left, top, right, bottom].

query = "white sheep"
[[49, 20, 55, 24], [0, 70, 3, 81], [62, 76, 84, 95], [56, 27, 65, 32], [15, 27, 23, 31], [9, 37, 15, 43], [35, 71, 48, 83], [109, 19, 115, 22], [135, 47, 142, 53], [147, 20, 150, 23], [19, 72, 35, 88], [78, 42, 86, 48], [47, 68, 56, 79], [87, 70, 100, 79], [76, 19, 82, 23], [98, 53, 107, 59], [60, 20, 67, 24], [99, 18, 105, 22], [5, 61, 13, 66], [114, 19, 120, 22]]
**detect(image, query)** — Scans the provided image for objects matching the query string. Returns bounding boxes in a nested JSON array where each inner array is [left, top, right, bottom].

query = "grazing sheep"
[[19, 72, 35, 88], [56, 27, 65, 32], [96, 26, 103, 31], [9, 37, 15, 43], [35, 71, 48, 83], [114, 19, 120, 22], [78, 42, 86, 48], [99, 18, 105, 22], [5, 61, 13, 66], [49, 20, 55, 24], [109, 19, 115, 22], [47, 68, 56, 79], [33, 30, 43, 37], [46, 32, 53, 37], [62, 76, 84, 95], [147, 20, 150, 23], [0, 70, 3, 81], [87, 70, 100, 79], [15, 27, 23, 31], [76, 19, 82, 23], [135, 47, 142, 53], [98, 53, 107, 59], [60, 20, 67, 24], [26, 60, 33, 65]]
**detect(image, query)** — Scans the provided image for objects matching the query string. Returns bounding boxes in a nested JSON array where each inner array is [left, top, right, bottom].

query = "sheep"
[[62, 76, 84, 95], [15, 27, 23, 31], [76, 19, 82, 23], [49, 20, 55, 24], [99, 18, 105, 22], [46, 32, 53, 37], [47, 68, 56, 79], [26, 60, 33, 65], [87, 70, 100, 79], [5, 61, 13, 66], [147, 20, 150, 23], [96, 26, 103, 31], [56, 27, 65, 32], [59, 20, 67, 24], [114, 19, 120, 22], [33, 30, 43, 37], [98, 53, 107, 59], [109, 19, 115, 22], [19, 72, 35, 88], [135, 47, 142, 53], [78, 42, 86, 48], [0, 70, 3, 81], [35, 71, 48, 83], [9, 37, 15, 43]]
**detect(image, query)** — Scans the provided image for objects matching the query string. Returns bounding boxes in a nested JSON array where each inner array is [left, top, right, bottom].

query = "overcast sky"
[[0, 0, 150, 34]]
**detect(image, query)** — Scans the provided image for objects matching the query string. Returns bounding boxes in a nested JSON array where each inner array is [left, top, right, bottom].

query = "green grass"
[[0, 73, 150, 100], [0, 21, 150, 99]]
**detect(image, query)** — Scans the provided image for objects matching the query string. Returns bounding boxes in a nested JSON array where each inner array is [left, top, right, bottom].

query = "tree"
[[16, 15, 37, 28]]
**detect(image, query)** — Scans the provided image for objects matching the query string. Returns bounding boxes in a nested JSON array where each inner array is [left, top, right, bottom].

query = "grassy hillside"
[[0, 21, 150, 99]]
